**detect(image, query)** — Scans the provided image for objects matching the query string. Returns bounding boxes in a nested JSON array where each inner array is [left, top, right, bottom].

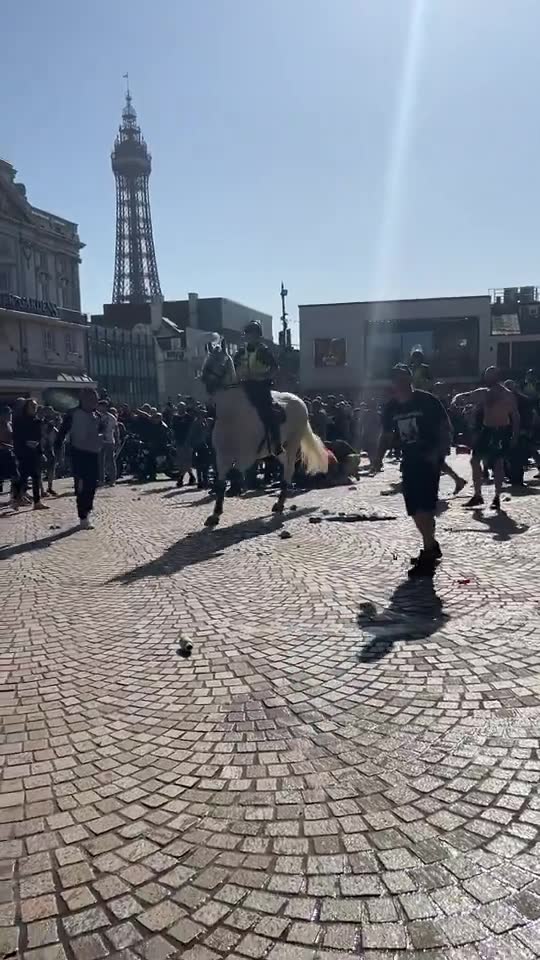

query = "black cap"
[[244, 320, 262, 335]]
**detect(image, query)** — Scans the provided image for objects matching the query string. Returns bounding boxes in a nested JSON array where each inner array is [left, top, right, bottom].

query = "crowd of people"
[[2, 331, 540, 569], [0, 392, 219, 526]]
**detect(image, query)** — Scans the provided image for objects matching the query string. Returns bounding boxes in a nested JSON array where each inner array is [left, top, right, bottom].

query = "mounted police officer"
[[234, 320, 282, 455]]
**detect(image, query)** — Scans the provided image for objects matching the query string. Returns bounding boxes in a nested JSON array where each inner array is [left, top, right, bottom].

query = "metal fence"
[[86, 325, 159, 408]]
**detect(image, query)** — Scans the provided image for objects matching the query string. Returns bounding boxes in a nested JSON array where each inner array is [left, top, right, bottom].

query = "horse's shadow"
[[110, 507, 315, 584], [357, 577, 448, 663]]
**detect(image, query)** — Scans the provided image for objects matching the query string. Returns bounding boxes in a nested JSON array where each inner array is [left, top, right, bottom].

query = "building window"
[[0, 269, 11, 292], [42, 328, 55, 354], [58, 278, 70, 308], [39, 272, 50, 301], [0, 236, 14, 258], [314, 338, 347, 368], [65, 332, 75, 357]]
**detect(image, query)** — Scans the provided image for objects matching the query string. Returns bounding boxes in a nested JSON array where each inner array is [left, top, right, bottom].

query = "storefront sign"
[[0, 293, 59, 318]]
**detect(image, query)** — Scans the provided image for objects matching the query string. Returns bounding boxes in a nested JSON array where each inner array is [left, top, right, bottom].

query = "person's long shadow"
[[472, 508, 529, 542], [110, 507, 316, 585], [357, 578, 448, 663], [0, 526, 80, 562]]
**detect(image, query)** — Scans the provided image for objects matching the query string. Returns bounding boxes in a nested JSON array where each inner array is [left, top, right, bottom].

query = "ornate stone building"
[[0, 158, 83, 310], [0, 158, 95, 406]]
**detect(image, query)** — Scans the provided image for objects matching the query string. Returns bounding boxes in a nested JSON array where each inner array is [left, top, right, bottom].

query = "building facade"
[[91, 293, 273, 404], [489, 286, 540, 375], [0, 296, 95, 406], [0, 159, 94, 406], [299, 295, 493, 395], [0, 159, 83, 311]]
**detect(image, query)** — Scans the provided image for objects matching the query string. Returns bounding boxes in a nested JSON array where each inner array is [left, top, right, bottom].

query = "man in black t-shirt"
[[373, 364, 451, 576]]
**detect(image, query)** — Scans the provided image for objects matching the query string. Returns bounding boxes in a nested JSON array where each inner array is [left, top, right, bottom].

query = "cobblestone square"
[[1, 462, 540, 958]]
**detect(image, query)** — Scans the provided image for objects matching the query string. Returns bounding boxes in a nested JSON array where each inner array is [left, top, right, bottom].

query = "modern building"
[[0, 158, 95, 406], [90, 293, 273, 404], [299, 294, 495, 395], [489, 286, 540, 375]]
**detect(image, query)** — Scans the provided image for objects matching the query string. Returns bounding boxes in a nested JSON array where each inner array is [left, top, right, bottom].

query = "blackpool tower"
[[111, 86, 162, 304]]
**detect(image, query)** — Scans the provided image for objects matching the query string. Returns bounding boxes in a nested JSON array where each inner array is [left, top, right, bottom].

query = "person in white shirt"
[[97, 400, 119, 485]]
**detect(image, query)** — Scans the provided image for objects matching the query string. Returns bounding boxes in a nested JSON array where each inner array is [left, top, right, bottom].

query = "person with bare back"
[[451, 367, 519, 510]]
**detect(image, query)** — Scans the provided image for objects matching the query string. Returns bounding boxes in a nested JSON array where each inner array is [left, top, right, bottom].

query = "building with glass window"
[[299, 295, 493, 396]]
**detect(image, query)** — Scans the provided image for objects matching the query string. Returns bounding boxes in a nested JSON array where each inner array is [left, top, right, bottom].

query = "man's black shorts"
[[401, 457, 441, 516], [472, 426, 511, 468]]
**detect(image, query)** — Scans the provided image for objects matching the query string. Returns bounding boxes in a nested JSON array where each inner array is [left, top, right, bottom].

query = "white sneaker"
[[79, 517, 94, 530]]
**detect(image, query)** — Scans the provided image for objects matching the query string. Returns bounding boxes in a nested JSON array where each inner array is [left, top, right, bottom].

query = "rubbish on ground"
[[324, 512, 396, 523]]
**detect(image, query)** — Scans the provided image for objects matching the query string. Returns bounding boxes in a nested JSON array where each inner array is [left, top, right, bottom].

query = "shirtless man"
[[451, 367, 519, 510]]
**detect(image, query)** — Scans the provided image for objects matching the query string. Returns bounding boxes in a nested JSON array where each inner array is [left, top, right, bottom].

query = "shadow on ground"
[[357, 577, 448, 663], [0, 526, 80, 561], [111, 507, 316, 584], [472, 508, 529, 542]]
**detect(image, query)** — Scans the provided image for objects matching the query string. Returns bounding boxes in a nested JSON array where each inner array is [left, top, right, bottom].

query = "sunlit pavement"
[[1, 459, 540, 959]]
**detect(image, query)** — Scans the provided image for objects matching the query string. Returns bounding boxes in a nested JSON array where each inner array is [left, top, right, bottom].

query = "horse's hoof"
[[272, 502, 284, 514], [204, 515, 220, 528], [177, 642, 193, 658]]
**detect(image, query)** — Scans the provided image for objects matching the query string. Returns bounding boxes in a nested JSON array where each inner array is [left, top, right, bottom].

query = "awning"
[[0, 375, 97, 391]]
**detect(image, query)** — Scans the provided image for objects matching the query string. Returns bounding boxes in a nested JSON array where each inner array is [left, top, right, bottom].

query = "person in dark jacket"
[[13, 398, 48, 510]]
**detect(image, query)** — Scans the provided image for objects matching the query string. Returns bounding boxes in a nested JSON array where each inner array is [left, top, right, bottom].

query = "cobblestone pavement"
[[1, 460, 540, 960]]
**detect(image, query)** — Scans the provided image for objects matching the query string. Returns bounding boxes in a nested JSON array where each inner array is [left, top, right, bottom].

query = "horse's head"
[[200, 340, 237, 394]]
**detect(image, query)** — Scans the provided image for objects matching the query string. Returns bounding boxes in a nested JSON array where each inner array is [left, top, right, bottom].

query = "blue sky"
[[3, 0, 540, 339]]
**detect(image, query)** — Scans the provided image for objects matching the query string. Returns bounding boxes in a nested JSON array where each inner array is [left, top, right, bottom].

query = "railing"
[[489, 286, 539, 305]]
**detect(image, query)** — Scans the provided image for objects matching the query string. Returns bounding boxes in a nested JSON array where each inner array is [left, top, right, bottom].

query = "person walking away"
[[503, 380, 533, 487], [431, 385, 466, 495], [191, 407, 211, 489], [373, 364, 451, 577], [452, 367, 519, 510], [360, 402, 381, 469], [0, 406, 21, 510], [172, 402, 195, 487], [13, 398, 48, 511], [310, 399, 328, 441], [56, 389, 102, 529], [40, 407, 59, 497], [234, 321, 282, 455], [523, 369, 539, 408], [97, 400, 119, 485]]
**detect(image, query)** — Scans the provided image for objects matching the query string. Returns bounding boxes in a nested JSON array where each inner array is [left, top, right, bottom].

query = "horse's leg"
[[205, 453, 231, 527], [272, 447, 295, 514]]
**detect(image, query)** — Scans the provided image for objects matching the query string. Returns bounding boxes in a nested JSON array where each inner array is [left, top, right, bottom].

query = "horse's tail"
[[300, 422, 329, 475]]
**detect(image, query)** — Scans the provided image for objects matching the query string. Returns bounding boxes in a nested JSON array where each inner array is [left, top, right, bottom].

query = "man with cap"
[[234, 320, 282, 455], [373, 364, 451, 577]]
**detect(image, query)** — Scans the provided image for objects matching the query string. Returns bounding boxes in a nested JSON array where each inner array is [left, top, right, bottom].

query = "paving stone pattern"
[[1, 462, 540, 959]]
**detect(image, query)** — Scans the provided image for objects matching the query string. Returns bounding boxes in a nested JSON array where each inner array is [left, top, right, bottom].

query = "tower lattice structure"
[[111, 90, 162, 304]]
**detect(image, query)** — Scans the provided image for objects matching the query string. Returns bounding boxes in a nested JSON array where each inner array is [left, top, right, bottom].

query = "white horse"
[[200, 342, 328, 526]]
